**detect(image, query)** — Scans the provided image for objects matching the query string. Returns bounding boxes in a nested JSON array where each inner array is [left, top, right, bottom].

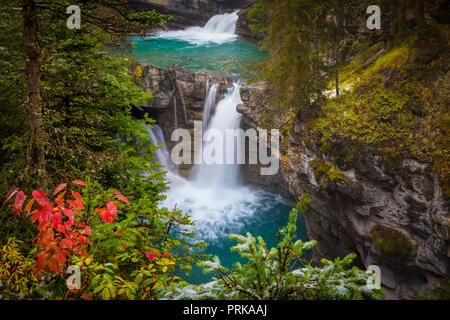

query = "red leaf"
[[4, 187, 20, 204], [63, 209, 75, 225], [77, 235, 90, 244], [50, 212, 62, 229], [122, 243, 128, 249], [145, 252, 161, 262], [35, 252, 47, 275], [32, 190, 48, 201], [97, 208, 114, 224], [24, 198, 35, 214], [36, 201, 52, 227], [53, 183, 67, 196], [14, 191, 26, 216], [163, 252, 173, 257], [73, 208, 82, 217], [61, 238, 73, 250], [55, 191, 66, 204], [71, 191, 84, 204], [106, 201, 118, 217], [56, 224, 66, 234], [47, 255, 60, 273], [75, 222, 91, 235], [114, 194, 130, 205], [66, 199, 84, 210], [72, 180, 87, 186]]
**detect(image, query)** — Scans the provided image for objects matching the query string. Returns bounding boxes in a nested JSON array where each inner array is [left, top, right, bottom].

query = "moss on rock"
[[370, 225, 413, 258]]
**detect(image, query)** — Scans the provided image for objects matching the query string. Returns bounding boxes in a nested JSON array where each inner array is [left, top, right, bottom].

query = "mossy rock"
[[370, 225, 413, 258]]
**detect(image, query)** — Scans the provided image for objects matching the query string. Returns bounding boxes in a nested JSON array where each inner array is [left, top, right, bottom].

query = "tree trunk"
[[23, 0, 47, 191], [391, 0, 399, 37], [175, 80, 189, 126], [417, 0, 425, 26], [335, 0, 344, 96], [398, 0, 407, 34]]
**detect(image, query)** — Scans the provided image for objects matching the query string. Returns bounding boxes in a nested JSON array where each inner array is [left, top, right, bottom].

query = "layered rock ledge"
[[237, 83, 449, 299]]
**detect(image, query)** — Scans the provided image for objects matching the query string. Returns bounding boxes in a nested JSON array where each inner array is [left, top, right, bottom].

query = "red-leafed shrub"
[[4, 180, 130, 276]]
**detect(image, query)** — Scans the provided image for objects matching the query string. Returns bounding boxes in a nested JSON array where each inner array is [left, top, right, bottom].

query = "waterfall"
[[203, 11, 239, 34], [145, 124, 177, 174], [192, 83, 243, 188], [202, 81, 218, 132], [158, 82, 268, 240], [157, 11, 239, 45]]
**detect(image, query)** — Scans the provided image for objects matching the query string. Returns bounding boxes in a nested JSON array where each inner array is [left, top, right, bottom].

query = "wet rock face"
[[133, 61, 232, 111], [131, 61, 233, 172], [238, 82, 292, 198], [238, 83, 449, 299]]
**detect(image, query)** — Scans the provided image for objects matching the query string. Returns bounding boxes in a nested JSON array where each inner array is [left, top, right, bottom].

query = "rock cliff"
[[237, 82, 449, 299]]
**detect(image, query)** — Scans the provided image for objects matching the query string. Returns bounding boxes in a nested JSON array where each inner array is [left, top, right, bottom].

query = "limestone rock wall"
[[237, 83, 450, 299]]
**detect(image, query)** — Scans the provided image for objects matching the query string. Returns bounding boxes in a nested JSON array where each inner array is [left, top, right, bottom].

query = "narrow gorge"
[[130, 5, 449, 299]]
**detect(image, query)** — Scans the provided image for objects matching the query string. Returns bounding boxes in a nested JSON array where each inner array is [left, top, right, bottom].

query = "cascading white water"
[[145, 124, 177, 174], [203, 11, 239, 34], [154, 83, 269, 240], [202, 81, 218, 133], [192, 82, 243, 188], [157, 11, 239, 45]]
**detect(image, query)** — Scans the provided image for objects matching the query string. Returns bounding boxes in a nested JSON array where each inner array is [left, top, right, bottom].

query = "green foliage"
[[310, 160, 345, 189], [370, 225, 413, 258], [314, 33, 449, 197], [0, 0, 205, 300], [248, 0, 333, 115], [167, 209, 383, 300], [0, 238, 38, 299], [295, 193, 312, 213]]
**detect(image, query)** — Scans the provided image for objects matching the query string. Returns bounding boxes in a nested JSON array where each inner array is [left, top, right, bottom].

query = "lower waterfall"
[[146, 81, 309, 284]]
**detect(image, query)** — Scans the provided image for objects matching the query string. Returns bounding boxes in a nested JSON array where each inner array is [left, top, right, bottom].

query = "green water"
[[187, 194, 311, 285], [131, 36, 266, 74]]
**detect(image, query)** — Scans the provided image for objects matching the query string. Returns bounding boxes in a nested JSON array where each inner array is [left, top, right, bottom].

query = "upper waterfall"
[[203, 11, 239, 34], [157, 11, 239, 45]]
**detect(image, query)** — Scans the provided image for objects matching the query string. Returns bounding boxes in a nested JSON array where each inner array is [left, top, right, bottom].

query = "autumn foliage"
[[4, 180, 130, 276]]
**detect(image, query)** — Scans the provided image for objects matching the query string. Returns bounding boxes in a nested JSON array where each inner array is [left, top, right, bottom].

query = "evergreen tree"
[[167, 209, 383, 300], [0, 0, 204, 284]]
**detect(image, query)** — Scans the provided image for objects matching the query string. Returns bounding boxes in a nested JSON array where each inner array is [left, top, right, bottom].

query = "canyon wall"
[[238, 84, 449, 299], [133, 62, 449, 299]]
